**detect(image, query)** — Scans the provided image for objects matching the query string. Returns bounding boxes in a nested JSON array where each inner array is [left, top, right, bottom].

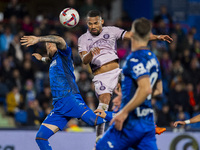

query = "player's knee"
[[35, 131, 47, 145], [36, 125, 54, 140], [36, 128, 47, 140]]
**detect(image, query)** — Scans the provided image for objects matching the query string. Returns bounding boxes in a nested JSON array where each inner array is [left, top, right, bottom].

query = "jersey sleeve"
[[157, 64, 162, 80], [129, 58, 150, 80], [109, 26, 126, 40], [58, 42, 71, 56], [78, 35, 88, 53]]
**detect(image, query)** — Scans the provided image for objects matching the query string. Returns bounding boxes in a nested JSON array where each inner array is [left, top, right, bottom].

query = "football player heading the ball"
[[78, 10, 172, 140]]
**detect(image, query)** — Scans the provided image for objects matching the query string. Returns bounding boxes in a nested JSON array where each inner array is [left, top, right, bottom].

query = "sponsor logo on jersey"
[[132, 63, 147, 76], [136, 107, 153, 117], [89, 39, 114, 50], [50, 60, 57, 67], [50, 112, 54, 116], [79, 103, 85, 106], [130, 58, 139, 62], [146, 58, 158, 72]]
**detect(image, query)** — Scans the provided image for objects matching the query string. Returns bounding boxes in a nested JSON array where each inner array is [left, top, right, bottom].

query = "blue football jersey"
[[121, 49, 161, 125], [49, 43, 80, 102]]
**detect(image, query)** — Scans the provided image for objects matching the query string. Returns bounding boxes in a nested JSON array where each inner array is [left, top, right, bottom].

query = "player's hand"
[[112, 83, 122, 112], [110, 110, 128, 131], [112, 96, 121, 112], [114, 83, 122, 96], [90, 47, 101, 56], [32, 53, 42, 61], [94, 109, 106, 119], [20, 36, 39, 47], [174, 121, 186, 127], [157, 35, 173, 43]]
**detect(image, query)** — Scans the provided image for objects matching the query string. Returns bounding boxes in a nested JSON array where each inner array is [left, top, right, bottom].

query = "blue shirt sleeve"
[[105, 111, 115, 122], [129, 58, 149, 80], [157, 67, 162, 80]]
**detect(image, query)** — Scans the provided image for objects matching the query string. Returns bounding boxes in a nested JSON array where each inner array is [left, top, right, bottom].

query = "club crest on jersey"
[[103, 34, 110, 39]]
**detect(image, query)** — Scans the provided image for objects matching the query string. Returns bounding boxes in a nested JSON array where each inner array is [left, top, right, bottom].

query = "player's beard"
[[47, 51, 54, 59], [90, 29, 100, 36]]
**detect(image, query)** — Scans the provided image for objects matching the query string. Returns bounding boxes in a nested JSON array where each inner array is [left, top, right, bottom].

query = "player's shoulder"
[[127, 50, 151, 65], [78, 32, 88, 40], [127, 52, 141, 62], [103, 26, 122, 31]]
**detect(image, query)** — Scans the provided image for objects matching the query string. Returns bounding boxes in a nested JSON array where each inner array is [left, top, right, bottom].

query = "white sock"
[[96, 103, 109, 137]]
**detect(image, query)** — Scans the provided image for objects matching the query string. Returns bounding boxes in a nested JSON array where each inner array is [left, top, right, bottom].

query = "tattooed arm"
[[20, 35, 66, 50]]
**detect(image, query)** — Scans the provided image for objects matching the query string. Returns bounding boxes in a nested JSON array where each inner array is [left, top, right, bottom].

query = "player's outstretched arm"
[[149, 33, 173, 43], [174, 114, 200, 127], [174, 121, 186, 127], [110, 77, 152, 130], [123, 32, 173, 43], [21, 35, 66, 50]]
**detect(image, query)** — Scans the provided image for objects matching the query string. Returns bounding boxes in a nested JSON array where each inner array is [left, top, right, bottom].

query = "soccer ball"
[[59, 8, 80, 28]]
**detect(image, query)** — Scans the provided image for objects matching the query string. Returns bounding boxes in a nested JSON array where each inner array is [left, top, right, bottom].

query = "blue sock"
[[81, 109, 107, 126], [36, 125, 55, 150]]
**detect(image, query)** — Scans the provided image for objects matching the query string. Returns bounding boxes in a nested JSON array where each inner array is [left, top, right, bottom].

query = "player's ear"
[[101, 19, 104, 25], [46, 42, 51, 49]]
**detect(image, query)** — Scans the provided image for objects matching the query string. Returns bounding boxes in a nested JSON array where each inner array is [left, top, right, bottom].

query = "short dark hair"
[[87, 10, 102, 18], [132, 17, 152, 39]]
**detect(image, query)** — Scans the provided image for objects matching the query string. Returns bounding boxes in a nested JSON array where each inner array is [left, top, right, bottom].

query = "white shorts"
[[92, 68, 122, 97]]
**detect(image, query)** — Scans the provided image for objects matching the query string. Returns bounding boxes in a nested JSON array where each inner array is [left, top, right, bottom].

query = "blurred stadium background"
[[0, 0, 200, 149]]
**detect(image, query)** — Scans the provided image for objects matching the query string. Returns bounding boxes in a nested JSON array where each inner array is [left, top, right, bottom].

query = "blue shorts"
[[43, 94, 89, 130], [96, 119, 158, 150]]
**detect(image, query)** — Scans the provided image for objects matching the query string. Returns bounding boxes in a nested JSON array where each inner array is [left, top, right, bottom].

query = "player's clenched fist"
[[90, 47, 101, 56]]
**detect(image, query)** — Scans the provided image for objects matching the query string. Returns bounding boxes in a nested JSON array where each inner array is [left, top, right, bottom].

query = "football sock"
[[96, 103, 109, 137], [81, 109, 107, 126]]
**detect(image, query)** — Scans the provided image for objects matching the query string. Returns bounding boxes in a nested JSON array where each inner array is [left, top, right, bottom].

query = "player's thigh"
[[135, 130, 158, 150], [43, 110, 71, 131], [42, 123, 59, 133], [96, 126, 130, 150]]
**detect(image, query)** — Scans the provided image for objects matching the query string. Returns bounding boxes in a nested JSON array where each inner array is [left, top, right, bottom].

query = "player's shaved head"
[[131, 17, 152, 41]]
